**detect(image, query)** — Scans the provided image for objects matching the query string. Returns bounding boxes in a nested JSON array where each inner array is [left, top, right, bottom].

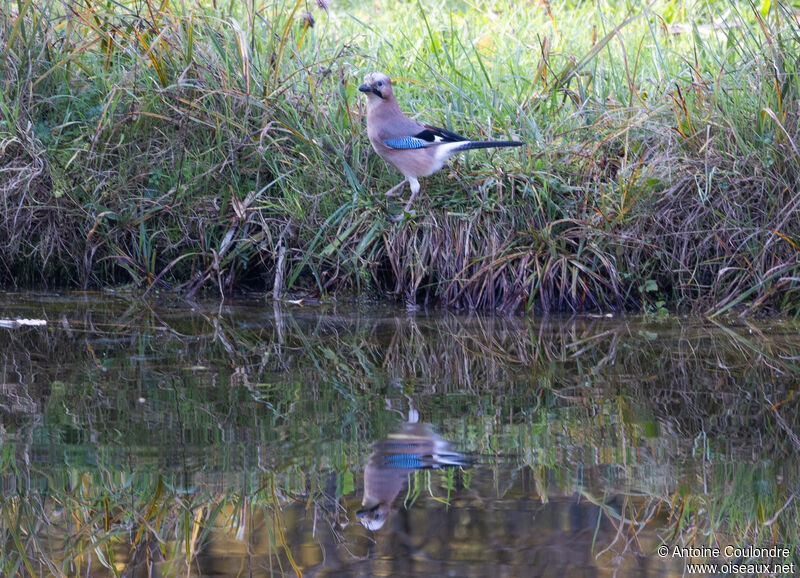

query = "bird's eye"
[[377, 81, 383, 87]]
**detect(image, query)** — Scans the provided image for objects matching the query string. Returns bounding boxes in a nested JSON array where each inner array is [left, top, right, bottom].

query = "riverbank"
[[2, 0, 798, 314]]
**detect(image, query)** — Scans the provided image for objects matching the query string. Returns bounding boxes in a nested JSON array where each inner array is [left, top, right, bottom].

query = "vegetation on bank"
[[1, 0, 799, 314]]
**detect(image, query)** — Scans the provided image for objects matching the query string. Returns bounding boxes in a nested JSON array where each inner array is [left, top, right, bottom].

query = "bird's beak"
[[358, 84, 382, 99]]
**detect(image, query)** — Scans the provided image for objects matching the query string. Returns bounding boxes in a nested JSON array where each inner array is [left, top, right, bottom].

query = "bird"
[[358, 72, 525, 218], [357, 411, 470, 531]]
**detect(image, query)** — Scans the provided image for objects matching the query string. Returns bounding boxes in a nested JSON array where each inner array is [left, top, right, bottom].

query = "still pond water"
[[1, 292, 799, 577]]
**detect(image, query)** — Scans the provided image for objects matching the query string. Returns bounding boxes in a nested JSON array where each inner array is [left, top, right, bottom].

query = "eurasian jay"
[[358, 72, 525, 218], [357, 417, 469, 531]]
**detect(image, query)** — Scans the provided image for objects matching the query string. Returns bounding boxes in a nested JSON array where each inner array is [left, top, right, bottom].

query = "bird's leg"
[[402, 178, 421, 213], [383, 178, 407, 197], [391, 178, 420, 222]]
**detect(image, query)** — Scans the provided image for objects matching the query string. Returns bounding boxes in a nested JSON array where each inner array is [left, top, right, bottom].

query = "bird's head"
[[356, 499, 391, 531], [358, 72, 393, 103]]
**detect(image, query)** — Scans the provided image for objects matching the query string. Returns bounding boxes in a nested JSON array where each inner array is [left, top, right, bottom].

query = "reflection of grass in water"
[[666, 463, 799, 564], [3, 457, 797, 574], [1, 468, 347, 576], [2, 305, 800, 572]]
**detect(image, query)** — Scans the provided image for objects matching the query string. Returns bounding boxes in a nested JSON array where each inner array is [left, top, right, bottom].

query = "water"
[[1, 292, 798, 576]]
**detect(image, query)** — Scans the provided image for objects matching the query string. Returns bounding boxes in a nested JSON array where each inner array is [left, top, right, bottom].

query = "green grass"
[[1, 0, 799, 314]]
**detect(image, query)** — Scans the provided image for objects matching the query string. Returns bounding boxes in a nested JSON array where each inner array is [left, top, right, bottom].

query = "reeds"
[[1, 0, 799, 314]]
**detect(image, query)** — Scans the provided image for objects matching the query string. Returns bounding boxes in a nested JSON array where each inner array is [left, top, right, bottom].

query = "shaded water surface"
[[1, 293, 799, 576]]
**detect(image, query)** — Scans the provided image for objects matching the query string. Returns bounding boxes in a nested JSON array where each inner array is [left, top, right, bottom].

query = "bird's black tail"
[[453, 140, 525, 152]]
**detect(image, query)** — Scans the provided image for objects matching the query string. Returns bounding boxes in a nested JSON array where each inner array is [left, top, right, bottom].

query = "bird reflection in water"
[[357, 399, 470, 531]]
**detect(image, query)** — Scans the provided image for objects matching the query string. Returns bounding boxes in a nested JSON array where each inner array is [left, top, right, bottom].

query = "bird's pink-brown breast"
[[378, 146, 446, 178]]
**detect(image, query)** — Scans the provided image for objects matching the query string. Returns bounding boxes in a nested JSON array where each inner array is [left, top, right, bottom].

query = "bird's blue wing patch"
[[383, 136, 426, 149], [383, 454, 425, 468]]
